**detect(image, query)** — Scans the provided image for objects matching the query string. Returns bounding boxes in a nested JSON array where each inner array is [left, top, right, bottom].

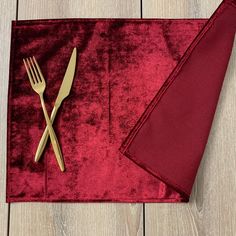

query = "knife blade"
[[35, 47, 77, 162]]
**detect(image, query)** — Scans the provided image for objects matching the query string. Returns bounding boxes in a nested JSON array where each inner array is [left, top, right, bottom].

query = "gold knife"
[[35, 47, 77, 162]]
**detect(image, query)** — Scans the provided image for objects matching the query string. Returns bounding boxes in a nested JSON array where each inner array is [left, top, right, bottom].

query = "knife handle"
[[35, 105, 59, 162]]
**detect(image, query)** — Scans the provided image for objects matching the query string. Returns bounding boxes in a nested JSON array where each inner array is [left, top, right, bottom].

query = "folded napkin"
[[7, 0, 236, 202]]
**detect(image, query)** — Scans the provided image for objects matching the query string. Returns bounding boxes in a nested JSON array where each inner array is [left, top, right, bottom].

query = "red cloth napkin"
[[7, 0, 236, 202]]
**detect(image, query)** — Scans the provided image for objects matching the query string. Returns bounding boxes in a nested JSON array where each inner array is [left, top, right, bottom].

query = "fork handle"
[[39, 94, 65, 172], [35, 105, 59, 162]]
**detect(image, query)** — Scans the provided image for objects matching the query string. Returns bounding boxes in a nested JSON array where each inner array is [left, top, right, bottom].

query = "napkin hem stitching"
[[11, 18, 209, 27], [6, 196, 188, 203], [6, 22, 17, 203]]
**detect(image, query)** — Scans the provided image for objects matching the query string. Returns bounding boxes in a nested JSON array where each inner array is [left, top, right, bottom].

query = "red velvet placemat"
[[7, 0, 236, 202]]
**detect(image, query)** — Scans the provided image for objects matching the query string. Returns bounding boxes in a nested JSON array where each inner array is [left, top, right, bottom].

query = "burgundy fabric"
[[120, 0, 236, 197], [7, 0, 236, 202]]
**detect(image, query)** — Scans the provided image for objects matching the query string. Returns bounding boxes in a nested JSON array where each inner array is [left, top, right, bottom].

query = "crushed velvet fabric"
[[7, 0, 236, 202]]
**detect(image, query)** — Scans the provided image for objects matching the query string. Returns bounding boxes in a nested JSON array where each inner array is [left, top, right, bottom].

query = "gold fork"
[[23, 57, 65, 172]]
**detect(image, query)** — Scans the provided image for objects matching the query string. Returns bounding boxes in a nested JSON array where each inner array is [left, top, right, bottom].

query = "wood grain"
[[8, 1, 142, 236], [18, 0, 140, 19], [143, 0, 221, 18], [10, 203, 143, 236], [0, 1, 17, 236], [143, 0, 236, 235]]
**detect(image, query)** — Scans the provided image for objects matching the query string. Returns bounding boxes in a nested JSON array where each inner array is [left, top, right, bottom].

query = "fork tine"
[[23, 59, 35, 85], [26, 58, 37, 84], [33, 56, 45, 83], [29, 57, 41, 83]]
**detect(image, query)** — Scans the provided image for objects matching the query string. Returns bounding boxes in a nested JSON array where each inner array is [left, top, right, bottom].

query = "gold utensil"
[[23, 57, 65, 172], [35, 47, 77, 162]]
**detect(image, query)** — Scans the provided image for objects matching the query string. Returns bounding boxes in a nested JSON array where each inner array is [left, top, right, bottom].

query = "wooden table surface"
[[0, 0, 235, 235]]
